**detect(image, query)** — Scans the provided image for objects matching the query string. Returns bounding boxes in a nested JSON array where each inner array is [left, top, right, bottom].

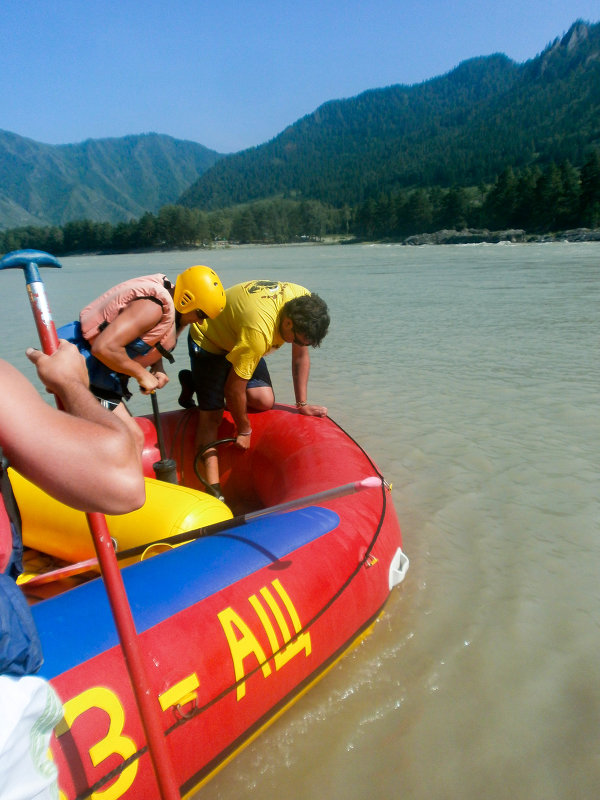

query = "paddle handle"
[[25, 266, 61, 359]]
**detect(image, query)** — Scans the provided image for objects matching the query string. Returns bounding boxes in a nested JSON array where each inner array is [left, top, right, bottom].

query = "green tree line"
[[0, 199, 340, 254], [1, 151, 599, 255], [352, 150, 600, 239]]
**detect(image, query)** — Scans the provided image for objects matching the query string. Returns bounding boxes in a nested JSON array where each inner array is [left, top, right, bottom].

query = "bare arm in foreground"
[[0, 342, 145, 514]]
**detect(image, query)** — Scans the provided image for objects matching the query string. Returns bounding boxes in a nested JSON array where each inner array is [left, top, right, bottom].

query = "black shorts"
[[188, 337, 272, 411]]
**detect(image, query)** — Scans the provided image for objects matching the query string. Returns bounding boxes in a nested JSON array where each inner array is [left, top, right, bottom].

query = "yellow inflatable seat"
[[10, 470, 232, 564]]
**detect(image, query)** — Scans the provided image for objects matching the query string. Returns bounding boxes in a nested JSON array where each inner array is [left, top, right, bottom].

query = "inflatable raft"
[[19, 404, 408, 799]]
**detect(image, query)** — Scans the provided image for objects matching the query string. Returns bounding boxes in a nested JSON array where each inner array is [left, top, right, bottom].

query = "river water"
[[1, 242, 599, 799]]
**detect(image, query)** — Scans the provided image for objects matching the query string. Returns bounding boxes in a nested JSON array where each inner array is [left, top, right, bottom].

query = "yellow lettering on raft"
[[217, 607, 272, 700], [158, 673, 200, 711], [58, 687, 138, 800], [218, 579, 311, 701]]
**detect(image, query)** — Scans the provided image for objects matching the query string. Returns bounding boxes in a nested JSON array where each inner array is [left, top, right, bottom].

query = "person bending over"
[[180, 279, 330, 500], [58, 265, 226, 450]]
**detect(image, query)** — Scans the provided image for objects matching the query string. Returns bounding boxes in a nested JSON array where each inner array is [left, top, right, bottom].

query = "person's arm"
[[0, 344, 145, 514], [223, 369, 253, 450], [90, 300, 164, 394], [291, 344, 327, 417]]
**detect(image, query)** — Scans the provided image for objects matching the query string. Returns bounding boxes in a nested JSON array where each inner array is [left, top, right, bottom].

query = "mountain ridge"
[[179, 20, 600, 210], [0, 131, 222, 229], [1, 19, 599, 231]]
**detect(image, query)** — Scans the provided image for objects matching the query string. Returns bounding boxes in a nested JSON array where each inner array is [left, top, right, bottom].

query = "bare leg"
[[246, 385, 275, 411], [195, 387, 273, 494], [195, 408, 224, 487]]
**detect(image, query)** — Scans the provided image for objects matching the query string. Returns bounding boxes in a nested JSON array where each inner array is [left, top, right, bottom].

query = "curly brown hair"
[[283, 293, 330, 347]]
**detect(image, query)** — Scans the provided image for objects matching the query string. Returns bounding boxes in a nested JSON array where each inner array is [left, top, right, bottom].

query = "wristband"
[[296, 401, 308, 407], [238, 429, 252, 436]]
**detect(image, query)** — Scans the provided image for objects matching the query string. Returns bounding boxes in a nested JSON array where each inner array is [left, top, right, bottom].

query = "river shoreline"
[[50, 226, 600, 257], [396, 226, 600, 245]]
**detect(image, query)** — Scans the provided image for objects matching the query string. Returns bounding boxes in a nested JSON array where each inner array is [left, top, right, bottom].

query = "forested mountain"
[[1, 19, 599, 250], [0, 132, 222, 229], [180, 20, 600, 211]]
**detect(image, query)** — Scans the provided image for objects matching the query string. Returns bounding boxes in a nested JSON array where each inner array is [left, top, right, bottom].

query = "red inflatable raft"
[[22, 404, 408, 799]]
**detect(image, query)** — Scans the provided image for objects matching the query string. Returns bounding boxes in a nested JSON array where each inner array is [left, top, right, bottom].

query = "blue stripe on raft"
[[32, 506, 339, 680]]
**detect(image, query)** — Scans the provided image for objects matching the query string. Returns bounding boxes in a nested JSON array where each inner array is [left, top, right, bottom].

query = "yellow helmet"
[[173, 266, 226, 318]]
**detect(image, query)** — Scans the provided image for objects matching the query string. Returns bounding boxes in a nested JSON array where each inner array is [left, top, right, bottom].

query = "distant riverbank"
[[243, 228, 600, 248], [14, 227, 600, 259], [394, 227, 600, 245], [192, 228, 600, 249]]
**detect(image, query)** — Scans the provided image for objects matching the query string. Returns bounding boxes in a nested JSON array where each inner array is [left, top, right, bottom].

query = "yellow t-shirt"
[[190, 280, 310, 380]]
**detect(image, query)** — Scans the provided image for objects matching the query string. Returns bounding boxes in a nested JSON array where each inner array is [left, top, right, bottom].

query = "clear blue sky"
[[2, 0, 598, 154]]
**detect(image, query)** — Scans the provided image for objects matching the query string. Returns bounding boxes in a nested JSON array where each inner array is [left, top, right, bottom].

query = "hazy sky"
[[2, 0, 598, 153]]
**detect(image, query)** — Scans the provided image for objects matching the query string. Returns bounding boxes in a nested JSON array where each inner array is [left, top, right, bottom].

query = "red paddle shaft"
[[2, 251, 180, 800]]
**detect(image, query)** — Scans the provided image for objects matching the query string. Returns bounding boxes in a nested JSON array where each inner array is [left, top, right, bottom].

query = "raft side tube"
[[32, 505, 341, 679]]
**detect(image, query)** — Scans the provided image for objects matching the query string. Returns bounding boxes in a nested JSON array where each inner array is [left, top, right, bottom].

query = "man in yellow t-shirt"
[[180, 279, 330, 499]]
